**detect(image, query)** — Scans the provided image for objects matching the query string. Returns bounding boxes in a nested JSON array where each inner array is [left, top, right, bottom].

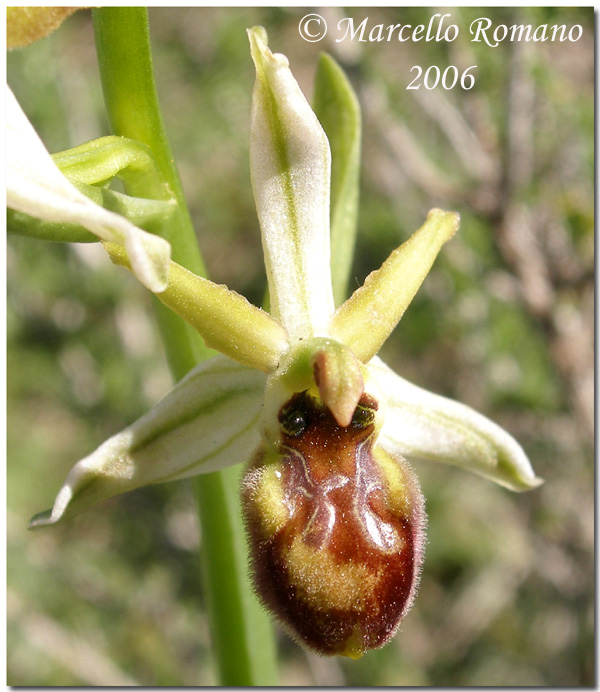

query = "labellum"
[[242, 390, 426, 658]]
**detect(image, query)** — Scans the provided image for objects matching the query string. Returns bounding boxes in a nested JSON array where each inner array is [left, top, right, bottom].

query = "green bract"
[[16, 25, 542, 652]]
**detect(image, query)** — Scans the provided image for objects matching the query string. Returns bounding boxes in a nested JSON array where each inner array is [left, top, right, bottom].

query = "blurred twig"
[[496, 40, 593, 438], [10, 592, 139, 686]]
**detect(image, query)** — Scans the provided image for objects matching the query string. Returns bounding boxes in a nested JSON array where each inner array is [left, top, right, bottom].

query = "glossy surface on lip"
[[242, 391, 425, 658]]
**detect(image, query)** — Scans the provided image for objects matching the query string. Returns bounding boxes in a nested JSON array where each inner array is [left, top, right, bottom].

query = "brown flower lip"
[[242, 390, 426, 658]]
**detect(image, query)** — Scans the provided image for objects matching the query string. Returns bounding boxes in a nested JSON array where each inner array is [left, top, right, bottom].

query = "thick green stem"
[[195, 466, 279, 685], [92, 8, 277, 685]]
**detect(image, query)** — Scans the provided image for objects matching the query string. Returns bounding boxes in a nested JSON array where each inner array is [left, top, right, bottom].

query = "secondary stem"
[[92, 7, 277, 685]]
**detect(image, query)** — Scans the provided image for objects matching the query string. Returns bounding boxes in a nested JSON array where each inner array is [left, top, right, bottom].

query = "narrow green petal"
[[105, 242, 289, 373], [369, 358, 543, 492], [29, 357, 266, 528], [7, 86, 171, 292], [248, 26, 334, 338], [313, 52, 361, 306], [331, 209, 459, 362]]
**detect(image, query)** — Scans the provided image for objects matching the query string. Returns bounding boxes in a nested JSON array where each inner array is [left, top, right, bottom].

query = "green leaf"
[[313, 53, 361, 306]]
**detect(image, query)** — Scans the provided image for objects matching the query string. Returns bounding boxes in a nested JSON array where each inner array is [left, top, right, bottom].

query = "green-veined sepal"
[[248, 27, 334, 338], [29, 356, 266, 528], [370, 358, 543, 492]]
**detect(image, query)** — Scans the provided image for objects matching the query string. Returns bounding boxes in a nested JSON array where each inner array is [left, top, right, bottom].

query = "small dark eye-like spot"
[[282, 411, 307, 437], [351, 404, 375, 429], [279, 396, 309, 437]]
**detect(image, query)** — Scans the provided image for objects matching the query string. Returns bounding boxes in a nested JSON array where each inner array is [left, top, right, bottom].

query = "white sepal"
[[248, 27, 334, 338], [7, 86, 171, 293], [370, 357, 543, 492], [29, 356, 266, 528]]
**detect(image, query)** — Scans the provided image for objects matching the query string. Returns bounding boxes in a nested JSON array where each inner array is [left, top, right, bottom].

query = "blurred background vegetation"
[[7, 6, 593, 686]]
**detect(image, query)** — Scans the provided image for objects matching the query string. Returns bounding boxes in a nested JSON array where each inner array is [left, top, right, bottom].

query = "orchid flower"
[[24, 27, 542, 659]]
